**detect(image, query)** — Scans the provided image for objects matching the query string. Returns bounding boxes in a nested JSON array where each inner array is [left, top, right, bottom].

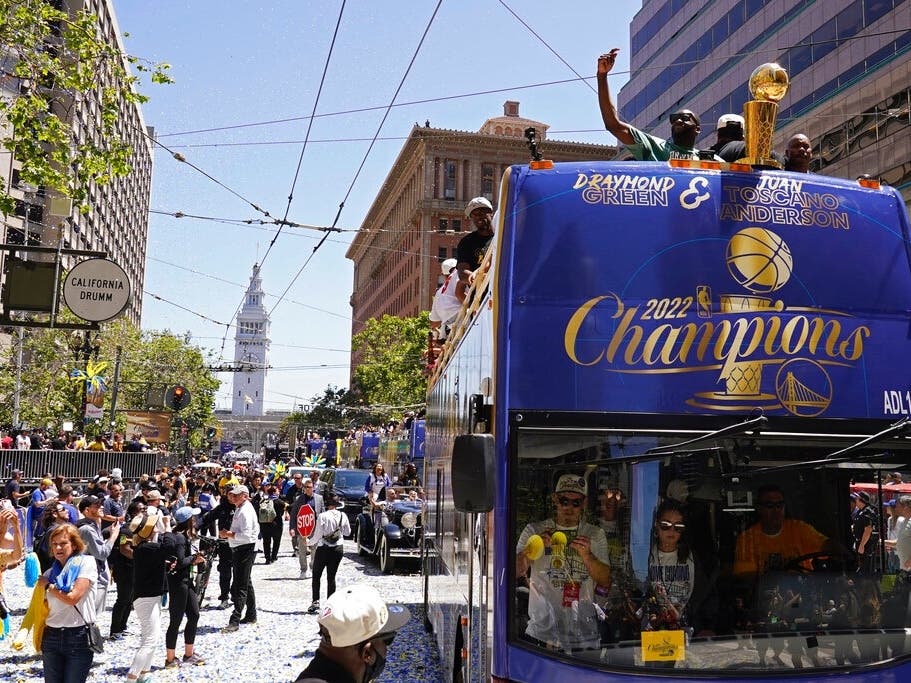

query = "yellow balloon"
[[524, 534, 544, 560], [551, 531, 567, 546]]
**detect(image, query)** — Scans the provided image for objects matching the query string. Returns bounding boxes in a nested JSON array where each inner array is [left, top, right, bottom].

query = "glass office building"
[[618, 0, 911, 202]]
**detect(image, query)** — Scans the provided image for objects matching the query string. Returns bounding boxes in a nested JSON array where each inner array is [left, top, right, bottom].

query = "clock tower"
[[232, 264, 270, 415]]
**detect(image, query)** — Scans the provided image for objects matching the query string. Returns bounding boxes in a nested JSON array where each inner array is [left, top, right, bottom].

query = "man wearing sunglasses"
[[294, 583, 410, 683], [597, 48, 720, 162], [733, 484, 830, 579], [515, 474, 612, 652]]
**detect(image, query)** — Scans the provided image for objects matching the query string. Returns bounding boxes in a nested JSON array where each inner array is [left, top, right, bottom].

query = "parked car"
[[319, 468, 370, 535], [353, 493, 423, 573]]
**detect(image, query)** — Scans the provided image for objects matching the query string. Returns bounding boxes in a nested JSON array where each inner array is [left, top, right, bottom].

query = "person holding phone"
[[161, 506, 207, 668]]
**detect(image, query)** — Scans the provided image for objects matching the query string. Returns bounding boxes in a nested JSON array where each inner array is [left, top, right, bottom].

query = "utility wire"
[[152, 28, 910, 139], [265, 0, 444, 320]]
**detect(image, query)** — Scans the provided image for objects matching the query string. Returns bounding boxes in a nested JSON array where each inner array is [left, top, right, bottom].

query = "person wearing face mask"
[[294, 583, 410, 683]]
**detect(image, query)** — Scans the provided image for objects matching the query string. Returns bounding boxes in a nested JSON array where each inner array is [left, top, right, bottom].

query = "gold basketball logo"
[[725, 227, 792, 294]]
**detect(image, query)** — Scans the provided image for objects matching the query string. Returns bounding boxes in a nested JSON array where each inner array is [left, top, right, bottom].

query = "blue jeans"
[[42, 625, 94, 683]]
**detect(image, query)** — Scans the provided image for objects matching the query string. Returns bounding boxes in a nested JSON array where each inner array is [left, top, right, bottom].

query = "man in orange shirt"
[[733, 484, 830, 579]]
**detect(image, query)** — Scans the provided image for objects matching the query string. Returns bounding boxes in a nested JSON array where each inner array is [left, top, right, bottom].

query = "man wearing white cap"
[[455, 196, 495, 302], [710, 113, 745, 162], [220, 484, 259, 631], [294, 583, 410, 683], [429, 258, 461, 340], [515, 473, 611, 652]]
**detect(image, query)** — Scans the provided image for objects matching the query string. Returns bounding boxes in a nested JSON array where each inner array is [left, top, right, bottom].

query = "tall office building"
[[0, 0, 153, 325], [346, 102, 616, 365], [618, 0, 910, 202]]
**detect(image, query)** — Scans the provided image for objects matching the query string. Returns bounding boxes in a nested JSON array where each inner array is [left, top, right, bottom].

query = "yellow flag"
[[641, 629, 685, 662]]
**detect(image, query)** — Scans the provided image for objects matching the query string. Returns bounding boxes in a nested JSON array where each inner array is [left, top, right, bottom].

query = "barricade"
[[1, 450, 174, 481]]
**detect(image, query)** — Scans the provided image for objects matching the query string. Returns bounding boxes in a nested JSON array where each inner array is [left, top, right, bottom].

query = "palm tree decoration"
[[70, 359, 109, 406]]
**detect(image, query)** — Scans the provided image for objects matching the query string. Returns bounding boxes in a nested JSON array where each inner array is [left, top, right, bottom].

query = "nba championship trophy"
[[736, 63, 789, 168]]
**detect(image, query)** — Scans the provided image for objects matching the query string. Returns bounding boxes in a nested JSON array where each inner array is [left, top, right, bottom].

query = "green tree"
[[281, 385, 356, 435], [0, 0, 172, 213], [350, 313, 429, 417], [0, 320, 219, 450]]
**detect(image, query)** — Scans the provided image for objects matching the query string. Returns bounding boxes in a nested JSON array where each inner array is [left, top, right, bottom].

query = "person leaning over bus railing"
[[597, 49, 721, 162], [455, 197, 495, 303], [515, 474, 612, 652]]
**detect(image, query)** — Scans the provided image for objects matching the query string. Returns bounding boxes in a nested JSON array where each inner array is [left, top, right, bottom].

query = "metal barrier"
[[0, 449, 176, 481]]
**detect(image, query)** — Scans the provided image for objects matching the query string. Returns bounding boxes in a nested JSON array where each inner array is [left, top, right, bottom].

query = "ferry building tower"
[[232, 264, 270, 416]]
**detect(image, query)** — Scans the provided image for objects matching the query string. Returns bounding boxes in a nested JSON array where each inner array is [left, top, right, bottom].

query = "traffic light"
[[166, 384, 191, 411]]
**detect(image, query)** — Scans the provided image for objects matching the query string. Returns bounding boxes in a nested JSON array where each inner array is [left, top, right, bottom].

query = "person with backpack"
[[306, 493, 351, 615], [259, 485, 286, 564]]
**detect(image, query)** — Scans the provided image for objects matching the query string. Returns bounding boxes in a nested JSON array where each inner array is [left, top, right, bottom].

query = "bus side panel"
[[425, 295, 494, 682]]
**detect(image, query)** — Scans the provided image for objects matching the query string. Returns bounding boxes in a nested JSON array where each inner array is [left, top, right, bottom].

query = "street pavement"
[[0, 534, 442, 682]]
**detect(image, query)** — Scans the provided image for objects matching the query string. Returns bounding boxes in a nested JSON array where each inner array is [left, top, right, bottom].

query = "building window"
[[453, 218, 462, 232], [444, 160, 456, 200], [482, 164, 495, 199], [438, 247, 447, 259], [438, 218, 448, 232]]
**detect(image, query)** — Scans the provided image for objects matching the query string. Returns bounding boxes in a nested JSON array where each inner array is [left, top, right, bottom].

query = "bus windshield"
[[512, 425, 911, 672]]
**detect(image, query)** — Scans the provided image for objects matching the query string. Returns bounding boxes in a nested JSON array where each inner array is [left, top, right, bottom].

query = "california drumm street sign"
[[63, 258, 131, 322]]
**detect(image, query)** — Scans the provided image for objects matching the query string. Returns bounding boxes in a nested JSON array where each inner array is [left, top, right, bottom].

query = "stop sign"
[[296, 503, 315, 536]]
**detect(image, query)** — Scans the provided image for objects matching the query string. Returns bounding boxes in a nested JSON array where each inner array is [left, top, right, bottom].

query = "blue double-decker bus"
[[423, 158, 911, 682]]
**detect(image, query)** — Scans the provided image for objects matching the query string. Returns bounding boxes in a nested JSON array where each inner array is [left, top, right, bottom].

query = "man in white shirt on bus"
[[515, 474, 611, 652]]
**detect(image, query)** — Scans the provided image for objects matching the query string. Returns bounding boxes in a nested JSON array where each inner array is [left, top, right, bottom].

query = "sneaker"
[[240, 615, 257, 624], [108, 632, 124, 641], [221, 622, 239, 633], [218, 599, 231, 609], [137, 675, 153, 683], [164, 658, 181, 669], [307, 601, 319, 615], [182, 653, 206, 666]]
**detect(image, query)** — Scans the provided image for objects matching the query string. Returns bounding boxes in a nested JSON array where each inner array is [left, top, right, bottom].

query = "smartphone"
[[0, 499, 13, 512]]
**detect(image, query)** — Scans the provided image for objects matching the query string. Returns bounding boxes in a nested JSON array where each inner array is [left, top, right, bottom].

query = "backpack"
[[323, 511, 342, 544], [258, 498, 276, 524]]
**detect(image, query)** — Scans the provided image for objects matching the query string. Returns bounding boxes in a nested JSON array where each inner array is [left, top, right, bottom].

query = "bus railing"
[[0, 449, 175, 481]]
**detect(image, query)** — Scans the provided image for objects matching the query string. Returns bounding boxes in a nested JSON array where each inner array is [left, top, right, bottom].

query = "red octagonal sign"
[[296, 503, 315, 536]]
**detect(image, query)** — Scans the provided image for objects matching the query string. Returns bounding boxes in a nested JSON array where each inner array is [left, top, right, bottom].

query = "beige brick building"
[[345, 102, 616, 366]]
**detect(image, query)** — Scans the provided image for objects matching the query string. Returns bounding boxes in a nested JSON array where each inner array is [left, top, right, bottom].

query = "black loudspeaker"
[[451, 434, 495, 513]]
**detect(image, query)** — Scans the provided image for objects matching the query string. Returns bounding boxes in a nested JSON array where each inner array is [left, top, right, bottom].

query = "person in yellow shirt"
[[733, 484, 830, 578]]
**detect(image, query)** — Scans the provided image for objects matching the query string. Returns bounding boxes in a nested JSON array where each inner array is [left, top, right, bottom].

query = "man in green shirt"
[[597, 49, 717, 161]]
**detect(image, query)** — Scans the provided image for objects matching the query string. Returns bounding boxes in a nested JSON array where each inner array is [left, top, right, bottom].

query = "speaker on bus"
[[451, 433, 495, 513]]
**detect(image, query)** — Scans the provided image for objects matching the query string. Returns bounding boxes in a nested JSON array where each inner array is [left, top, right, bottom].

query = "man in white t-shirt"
[[429, 258, 462, 340], [515, 474, 611, 652]]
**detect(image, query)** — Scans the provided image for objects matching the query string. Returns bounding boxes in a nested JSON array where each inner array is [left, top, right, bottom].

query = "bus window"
[[511, 426, 911, 672]]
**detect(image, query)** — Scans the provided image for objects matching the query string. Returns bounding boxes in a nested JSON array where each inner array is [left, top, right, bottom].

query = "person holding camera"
[[306, 493, 351, 615], [161, 506, 207, 668]]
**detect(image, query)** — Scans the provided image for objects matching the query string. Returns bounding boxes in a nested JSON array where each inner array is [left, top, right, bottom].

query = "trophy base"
[[735, 156, 783, 170]]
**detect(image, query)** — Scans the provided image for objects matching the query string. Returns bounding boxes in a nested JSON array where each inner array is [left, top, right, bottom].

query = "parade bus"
[[422, 157, 911, 682]]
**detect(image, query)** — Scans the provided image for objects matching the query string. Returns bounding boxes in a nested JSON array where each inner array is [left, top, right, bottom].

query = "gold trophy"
[[736, 63, 789, 169]]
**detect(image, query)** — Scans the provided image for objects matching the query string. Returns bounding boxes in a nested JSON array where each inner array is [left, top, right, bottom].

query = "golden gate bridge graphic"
[[775, 359, 832, 417]]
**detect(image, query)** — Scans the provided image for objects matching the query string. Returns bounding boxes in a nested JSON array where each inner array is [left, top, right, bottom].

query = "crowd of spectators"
[[0, 429, 160, 453]]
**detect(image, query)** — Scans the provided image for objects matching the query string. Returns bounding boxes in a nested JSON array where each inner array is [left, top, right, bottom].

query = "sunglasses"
[[657, 521, 686, 532], [669, 113, 695, 123], [557, 496, 583, 508], [759, 501, 785, 509]]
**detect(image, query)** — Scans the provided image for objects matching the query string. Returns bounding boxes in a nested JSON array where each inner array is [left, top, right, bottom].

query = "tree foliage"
[[350, 313, 429, 415], [0, 319, 219, 448], [0, 0, 172, 213], [280, 385, 359, 435]]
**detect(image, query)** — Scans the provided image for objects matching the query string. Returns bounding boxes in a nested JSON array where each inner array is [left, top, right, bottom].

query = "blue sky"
[[113, 0, 640, 412]]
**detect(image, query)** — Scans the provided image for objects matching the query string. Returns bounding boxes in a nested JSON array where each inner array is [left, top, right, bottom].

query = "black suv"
[[320, 468, 370, 536]]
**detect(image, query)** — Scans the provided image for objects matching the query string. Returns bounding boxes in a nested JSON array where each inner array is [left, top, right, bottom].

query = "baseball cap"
[[555, 474, 587, 497], [464, 196, 493, 217], [145, 489, 162, 501], [851, 490, 871, 504], [78, 494, 102, 511], [173, 506, 201, 524], [318, 584, 411, 648], [884, 499, 897, 507], [716, 113, 744, 130], [441, 258, 457, 274], [229, 484, 249, 496], [11, 469, 22, 476]]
